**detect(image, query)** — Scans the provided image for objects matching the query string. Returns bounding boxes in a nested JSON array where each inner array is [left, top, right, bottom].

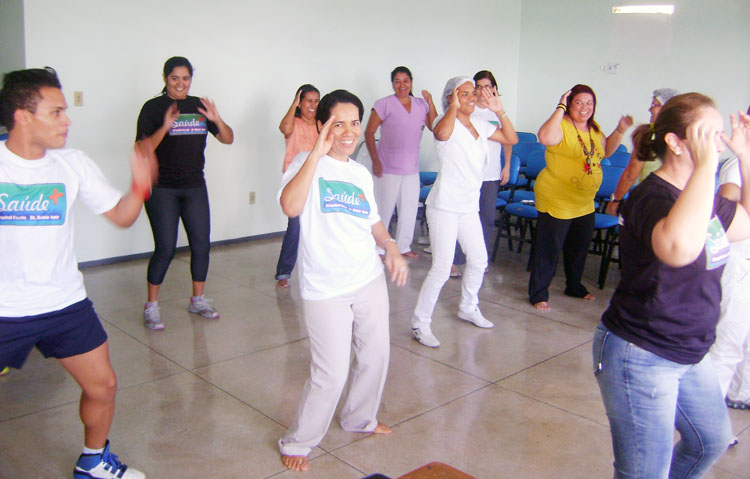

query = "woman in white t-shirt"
[[277, 90, 408, 472], [411, 77, 518, 348]]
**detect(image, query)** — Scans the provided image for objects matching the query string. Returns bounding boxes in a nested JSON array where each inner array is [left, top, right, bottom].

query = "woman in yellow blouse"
[[530, 85, 632, 311]]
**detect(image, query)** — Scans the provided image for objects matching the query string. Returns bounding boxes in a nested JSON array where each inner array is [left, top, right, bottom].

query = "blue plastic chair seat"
[[498, 190, 534, 203], [505, 202, 538, 219], [594, 213, 618, 229], [496, 197, 508, 208]]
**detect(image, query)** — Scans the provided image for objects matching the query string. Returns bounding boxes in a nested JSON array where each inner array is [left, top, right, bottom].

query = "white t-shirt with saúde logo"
[[279, 152, 383, 300]]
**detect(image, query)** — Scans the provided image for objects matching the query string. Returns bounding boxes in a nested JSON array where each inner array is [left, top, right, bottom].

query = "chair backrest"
[[511, 141, 545, 166], [503, 154, 521, 186], [604, 150, 630, 168], [524, 149, 547, 179], [596, 165, 625, 200], [616, 144, 628, 153], [517, 131, 537, 142], [420, 171, 437, 186]]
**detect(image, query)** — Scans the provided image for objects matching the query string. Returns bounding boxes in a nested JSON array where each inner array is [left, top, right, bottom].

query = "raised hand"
[[685, 117, 719, 171], [421, 89, 433, 105], [162, 102, 180, 129], [559, 89, 572, 106], [722, 111, 750, 161], [131, 138, 159, 197], [311, 115, 336, 158], [481, 86, 504, 114], [198, 97, 222, 123], [618, 115, 634, 133]]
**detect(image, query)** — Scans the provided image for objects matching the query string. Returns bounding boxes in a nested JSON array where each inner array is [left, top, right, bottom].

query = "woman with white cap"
[[606, 88, 679, 215], [411, 77, 518, 348]]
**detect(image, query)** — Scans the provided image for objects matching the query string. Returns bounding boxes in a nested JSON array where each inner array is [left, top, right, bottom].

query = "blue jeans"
[[593, 323, 732, 478], [275, 216, 300, 280]]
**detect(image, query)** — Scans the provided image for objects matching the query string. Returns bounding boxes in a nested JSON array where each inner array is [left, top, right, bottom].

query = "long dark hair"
[[631, 92, 715, 163], [566, 84, 600, 133], [161, 56, 193, 94], [294, 84, 320, 118]]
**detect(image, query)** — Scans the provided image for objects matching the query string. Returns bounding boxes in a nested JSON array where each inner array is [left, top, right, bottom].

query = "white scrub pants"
[[279, 274, 390, 456], [374, 173, 420, 254], [412, 206, 487, 327], [710, 240, 750, 403]]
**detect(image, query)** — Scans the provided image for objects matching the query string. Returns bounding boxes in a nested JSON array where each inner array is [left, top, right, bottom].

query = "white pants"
[[374, 173, 420, 254], [279, 274, 390, 456], [412, 206, 488, 327], [709, 240, 750, 403]]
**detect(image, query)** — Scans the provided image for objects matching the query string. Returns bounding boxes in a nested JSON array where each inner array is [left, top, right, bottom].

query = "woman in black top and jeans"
[[136, 56, 233, 330], [594, 93, 750, 478]]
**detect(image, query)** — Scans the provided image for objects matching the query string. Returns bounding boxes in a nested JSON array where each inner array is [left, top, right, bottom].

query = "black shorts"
[[0, 298, 107, 369]]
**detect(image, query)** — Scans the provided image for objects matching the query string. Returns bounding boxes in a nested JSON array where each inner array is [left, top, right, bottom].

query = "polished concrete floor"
[[1, 237, 749, 478]]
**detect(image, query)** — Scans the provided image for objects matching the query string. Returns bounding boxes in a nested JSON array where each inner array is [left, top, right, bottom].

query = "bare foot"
[[281, 454, 309, 471], [403, 251, 419, 258], [373, 422, 392, 434], [583, 293, 595, 301], [276, 279, 289, 288], [533, 301, 550, 312]]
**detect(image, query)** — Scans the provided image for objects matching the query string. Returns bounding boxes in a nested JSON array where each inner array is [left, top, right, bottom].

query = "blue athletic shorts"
[[0, 298, 108, 369]]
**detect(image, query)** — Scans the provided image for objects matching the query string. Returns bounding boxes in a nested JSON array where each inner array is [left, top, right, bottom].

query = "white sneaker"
[[423, 246, 432, 254], [458, 308, 494, 328], [143, 304, 164, 330], [412, 325, 440, 348], [188, 295, 220, 319]]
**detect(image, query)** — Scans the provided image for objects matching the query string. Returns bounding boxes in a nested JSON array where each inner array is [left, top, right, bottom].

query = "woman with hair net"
[[410, 77, 518, 348]]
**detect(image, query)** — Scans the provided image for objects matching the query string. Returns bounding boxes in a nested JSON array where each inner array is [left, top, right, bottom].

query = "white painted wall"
[[19, 0, 522, 262], [517, 0, 750, 149], [13, 0, 750, 263], [0, 0, 25, 84]]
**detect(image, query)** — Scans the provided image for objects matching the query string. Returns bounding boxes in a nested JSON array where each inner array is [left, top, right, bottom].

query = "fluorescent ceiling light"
[[612, 5, 674, 14]]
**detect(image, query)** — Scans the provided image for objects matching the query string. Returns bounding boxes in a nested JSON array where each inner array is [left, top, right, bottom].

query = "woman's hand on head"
[[449, 86, 460, 110], [293, 90, 301, 107], [311, 115, 336, 158], [559, 89, 572, 105], [723, 111, 750, 161], [685, 118, 719, 171]]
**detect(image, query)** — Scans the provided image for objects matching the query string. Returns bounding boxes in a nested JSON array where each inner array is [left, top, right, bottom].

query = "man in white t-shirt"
[[0, 67, 155, 479]]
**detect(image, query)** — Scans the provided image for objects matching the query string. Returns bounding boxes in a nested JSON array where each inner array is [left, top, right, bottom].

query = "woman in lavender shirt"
[[364, 66, 438, 257]]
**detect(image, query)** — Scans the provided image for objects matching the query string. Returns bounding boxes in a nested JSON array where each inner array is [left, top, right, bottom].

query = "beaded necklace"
[[572, 122, 596, 175]]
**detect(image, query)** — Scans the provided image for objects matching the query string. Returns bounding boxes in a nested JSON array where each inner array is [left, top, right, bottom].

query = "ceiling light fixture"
[[612, 5, 674, 14]]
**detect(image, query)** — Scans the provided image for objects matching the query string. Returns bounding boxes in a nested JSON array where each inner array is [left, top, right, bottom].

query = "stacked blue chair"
[[491, 151, 546, 261], [592, 165, 625, 288], [516, 131, 537, 143]]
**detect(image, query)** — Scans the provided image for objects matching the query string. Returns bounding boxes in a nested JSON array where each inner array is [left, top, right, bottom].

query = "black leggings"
[[528, 211, 594, 304], [145, 185, 211, 285]]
